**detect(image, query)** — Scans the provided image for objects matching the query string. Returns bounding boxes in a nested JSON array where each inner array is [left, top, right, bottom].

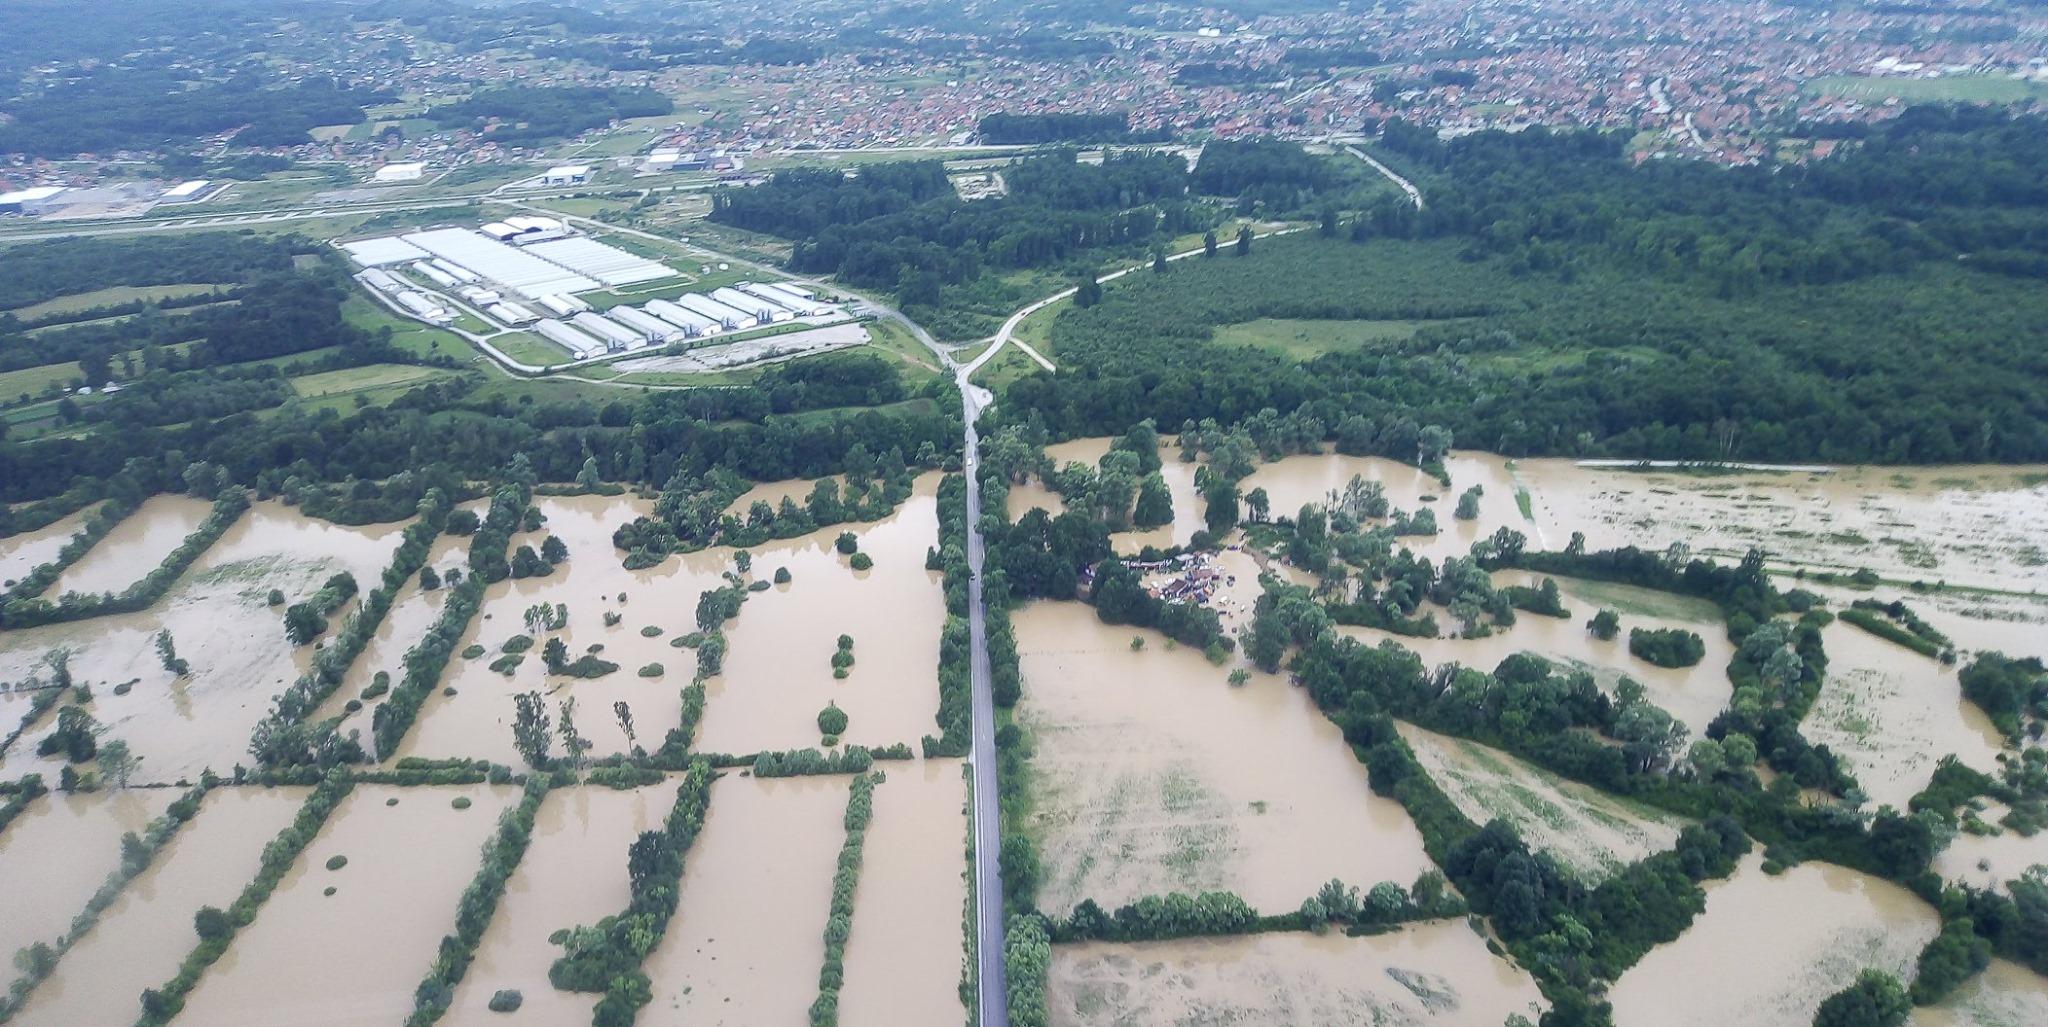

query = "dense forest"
[[427, 86, 674, 145], [0, 70, 387, 156]]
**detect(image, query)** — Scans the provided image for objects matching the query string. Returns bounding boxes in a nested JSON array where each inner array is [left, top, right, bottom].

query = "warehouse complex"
[[344, 219, 844, 367]]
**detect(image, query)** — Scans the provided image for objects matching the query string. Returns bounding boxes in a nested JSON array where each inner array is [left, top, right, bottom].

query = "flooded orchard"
[[11, 786, 308, 1027], [1016, 600, 1436, 914], [173, 783, 518, 1026], [1048, 920, 1545, 1027], [643, 773, 849, 1025], [439, 782, 680, 1027], [1608, 853, 1939, 1027]]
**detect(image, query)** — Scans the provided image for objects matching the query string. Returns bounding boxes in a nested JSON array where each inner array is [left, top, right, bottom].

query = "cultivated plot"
[[1017, 601, 1436, 914], [1397, 722, 1690, 883], [173, 783, 519, 1026], [1047, 921, 1546, 1027]]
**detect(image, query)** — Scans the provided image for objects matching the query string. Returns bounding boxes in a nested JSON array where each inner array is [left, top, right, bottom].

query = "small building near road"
[[374, 162, 427, 184], [541, 164, 592, 186]]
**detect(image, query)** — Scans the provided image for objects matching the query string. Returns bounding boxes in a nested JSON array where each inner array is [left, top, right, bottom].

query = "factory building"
[[675, 293, 751, 329], [535, 319, 608, 360], [360, 268, 402, 292], [645, 299, 720, 337], [413, 262, 460, 289], [572, 311, 647, 352], [0, 186, 68, 216], [397, 291, 451, 324], [607, 306, 682, 343], [159, 180, 212, 203], [374, 162, 426, 183], [538, 294, 591, 317], [711, 287, 787, 323], [486, 301, 539, 326], [541, 165, 592, 186]]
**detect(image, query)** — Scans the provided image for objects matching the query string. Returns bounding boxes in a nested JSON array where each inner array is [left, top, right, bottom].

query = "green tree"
[[558, 696, 591, 772], [1132, 473, 1174, 528], [818, 702, 849, 735], [511, 691, 553, 769], [98, 738, 140, 788], [1202, 230, 1218, 257], [1588, 609, 1621, 640], [1234, 226, 1253, 256], [1813, 969, 1910, 1027]]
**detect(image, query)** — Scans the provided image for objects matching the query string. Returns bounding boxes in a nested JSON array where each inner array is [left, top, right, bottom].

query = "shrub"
[[1628, 627, 1704, 667], [850, 553, 874, 571], [638, 663, 664, 678], [819, 703, 849, 736], [462, 644, 486, 659], [1588, 609, 1621, 640], [775, 567, 792, 584], [488, 990, 523, 1013], [452, 796, 472, 810], [325, 854, 348, 871], [835, 532, 859, 555], [640, 625, 663, 637]]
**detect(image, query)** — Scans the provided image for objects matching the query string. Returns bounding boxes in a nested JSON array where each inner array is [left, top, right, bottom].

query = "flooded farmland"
[[1016, 600, 1436, 914], [440, 782, 680, 1027], [47, 494, 210, 598], [1608, 853, 1939, 1027], [0, 505, 91, 587], [839, 760, 970, 1027], [1914, 958, 2048, 1027], [1048, 920, 1545, 1027], [0, 788, 170, 970], [173, 783, 518, 1026], [1007, 438, 1206, 553], [11, 786, 307, 1027], [643, 773, 848, 1025], [1397, 722, 1688, 883]]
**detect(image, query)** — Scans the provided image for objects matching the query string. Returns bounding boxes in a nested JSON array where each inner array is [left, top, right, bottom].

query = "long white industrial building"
[[739, 281, 819, 315], [535, 319, 608, 359], [644, 299, 720, 336], [606, 306, 682, 343], [675, 293, 753, 328], [711, 287, 788, 322], [572, 312, 647, 350], [398, 228, 599, 299], [525, 237, 675, 287]]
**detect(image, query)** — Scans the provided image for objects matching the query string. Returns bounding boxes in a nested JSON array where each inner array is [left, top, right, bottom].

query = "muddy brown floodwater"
[[1608, 852, 1939, 1027], [697, 473, 944, 755], [0, 789, 170, 970], [644, 773, 848, 1025], [12, 786, 308, 1027], [46, 494, 211, 599], [310, 531, 468, 732], [0, 503, 405, 784], [838, 759, 970, 1027], [398, 493, 731, 766], [1006, 438, 1206, 553], [1049, 920, 1545, 1026], [1016, 601, 1436, 915], [1912, 957, 2048, 1026], [440, 782, 681, 1027], [173, 783, 518, 1026], [0, 506, 93, 588]]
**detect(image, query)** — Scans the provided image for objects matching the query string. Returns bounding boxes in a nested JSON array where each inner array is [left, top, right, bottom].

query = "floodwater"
[[1913, 958, 2048, 1027], [1016, 601, 1437, 915], [1801, 620, 2006, 811], [839, 759, 970, 1027], [697, 473, 945, 755], [1511, 460, 2048, 595], [643, 773, 849, 1025], [311, 531, 467, 731], [1006, 438, 1205, 553], [0, 504, 410, 784], [1607, 853, 1940, 1027], [0, 788, 170, 970], [1243, 449, 1534, 560], [1397, 722, 1688, 883], [398, 494, 730, 765], [0, 506, 93, 588], [440, 782, 681, 1027], [174, 783, 519, 1026], [48, 494, 211, 598], [1805, 582, 2048, 663], [1048, 920, 1546, 1027], [1933, 803, 2048, 893], [1335, 571, 1735, 740], [12, 786, 308, 1027]]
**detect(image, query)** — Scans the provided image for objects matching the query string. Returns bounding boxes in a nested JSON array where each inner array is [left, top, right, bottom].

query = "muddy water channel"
[[1049, 920, 1545, 1026], [0, 506, 92, 588], [1609, 852, 1939, 1027], [1016, 601, 1435, 914], [644, 773, 848, 1025], [839, 759, 970, 1027], [13, 786, 308, 1027], [0, 503, 405, 784], [0, 789, 169, 970], [175, 783, 518, 1026], [441, 783, 680, 1027], [311, 531, 469, 730]]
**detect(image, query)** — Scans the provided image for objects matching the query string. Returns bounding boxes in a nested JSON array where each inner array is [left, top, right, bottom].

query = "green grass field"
[[288, 363, 449, 399], [490, 332, 573, 367], [7, 283, 233, 321], [1804, 75, 2048, 104], [0, 361, 86, 405], [343, 295, 474, 362], [864, 319, 943, 384], [1211, 316, 1459, 360]]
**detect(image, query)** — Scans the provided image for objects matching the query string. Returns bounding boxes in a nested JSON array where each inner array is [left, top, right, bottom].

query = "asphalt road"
[[958, 379, 1008, 1027]]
